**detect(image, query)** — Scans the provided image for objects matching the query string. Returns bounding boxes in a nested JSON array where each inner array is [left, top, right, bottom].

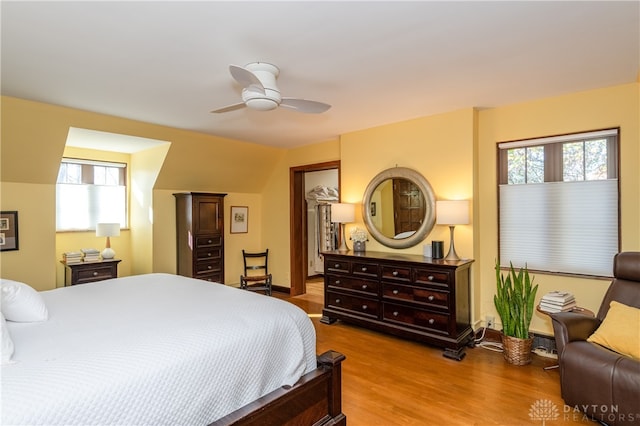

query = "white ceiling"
[[2, 1, 638, 149]]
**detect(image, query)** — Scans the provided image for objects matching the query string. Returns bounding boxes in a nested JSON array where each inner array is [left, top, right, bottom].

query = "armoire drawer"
[[326, 291, 379, 318], [195, 259, 222, 275], [195, 235, 222, 247], [196, 246, 222, 260]]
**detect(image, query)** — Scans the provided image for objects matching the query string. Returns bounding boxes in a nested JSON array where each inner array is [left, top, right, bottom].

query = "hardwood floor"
[[278, 280, 597, 426]]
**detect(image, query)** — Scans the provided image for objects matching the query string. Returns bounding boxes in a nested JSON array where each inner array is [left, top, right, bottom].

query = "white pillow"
[[1, 312, 15, 364], [1, 279, 48, 322]]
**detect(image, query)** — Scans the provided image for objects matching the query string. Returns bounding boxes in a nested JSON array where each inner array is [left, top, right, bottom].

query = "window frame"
[[56, 157, 128, 232], [497, 128, 620, 278]]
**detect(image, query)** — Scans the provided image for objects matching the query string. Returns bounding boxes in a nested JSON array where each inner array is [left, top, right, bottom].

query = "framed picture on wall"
[[0, 211, 19, 251], [230, 206, 248, 234]]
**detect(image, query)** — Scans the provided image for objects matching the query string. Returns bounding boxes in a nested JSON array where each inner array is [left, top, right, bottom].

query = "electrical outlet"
[[486, 316, 495, 329]]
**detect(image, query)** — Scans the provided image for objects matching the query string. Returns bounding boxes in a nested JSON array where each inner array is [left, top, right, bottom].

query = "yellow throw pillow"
[[587, 301, 640, 360]]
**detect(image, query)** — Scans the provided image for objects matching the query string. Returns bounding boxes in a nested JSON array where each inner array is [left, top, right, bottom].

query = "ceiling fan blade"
[[280, 98, 331, 114], [210, 102, 247, 114], [229, 65, 265, 94]]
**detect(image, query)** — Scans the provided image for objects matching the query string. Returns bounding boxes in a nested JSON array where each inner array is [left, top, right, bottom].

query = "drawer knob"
[[362, 305, 368, 310], [334, 264, 340, 268], [428, 275, 434, 281], [392, 271, 398, 276], [393, 311, 399, 317], [335, 280, 341, 285], [361, 267, 367, 272], [207, 252, 212, 257], [392, 289, 399, 295], [207, 265, 212, 269], [335, 298, 341, 304], [208, 239, 213, 244], [93, 272, 98, 276], [428, 295, 435, 301], [362, 284, 367, 290], [428, 318, 435, 324]]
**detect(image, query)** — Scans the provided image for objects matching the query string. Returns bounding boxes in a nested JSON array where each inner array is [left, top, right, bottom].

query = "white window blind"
[[499, 180, 618, 276]]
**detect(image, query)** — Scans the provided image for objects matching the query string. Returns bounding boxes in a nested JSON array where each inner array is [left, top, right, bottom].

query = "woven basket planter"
[[501, 334, 533, 365]]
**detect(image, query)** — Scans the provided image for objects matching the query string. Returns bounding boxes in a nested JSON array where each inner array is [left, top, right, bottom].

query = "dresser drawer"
[[382, 283, 449, 309], [196, 246, 222, 260], [327, 274, 378, 295], [326, 291, 379, 318], [381, 265, 411, 283], [414, 268, 452, 288], [195, 235, 222, 247], [352, 261, 380, 279], [195, 259, 222, 275], [383, 302, 449, 334], [326, 258, 350, 274]]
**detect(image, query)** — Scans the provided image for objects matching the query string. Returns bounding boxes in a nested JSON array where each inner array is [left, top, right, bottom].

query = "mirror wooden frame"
[[362, 167, 436, 249]]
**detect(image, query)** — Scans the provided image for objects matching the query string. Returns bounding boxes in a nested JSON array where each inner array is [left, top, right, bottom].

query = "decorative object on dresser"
[[494, 261, 538, 365], [350, 227, 368, 252], [321, 250, 474, 360], [331, 203, 355, 252], [61, 258, 121, 286], [95, 223, 120, 259], [174, 192, 226, 283], [436, 200, 470, 261]]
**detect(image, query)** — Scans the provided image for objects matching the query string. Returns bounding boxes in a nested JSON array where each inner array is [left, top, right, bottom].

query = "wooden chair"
[[240, 249, 272, 296]]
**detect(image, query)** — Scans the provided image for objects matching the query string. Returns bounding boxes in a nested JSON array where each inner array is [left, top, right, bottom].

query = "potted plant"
[[494, 260, 538, 365]]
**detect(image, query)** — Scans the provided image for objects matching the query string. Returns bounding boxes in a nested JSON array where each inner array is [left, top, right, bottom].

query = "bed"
[[1, 273, 346, 425]]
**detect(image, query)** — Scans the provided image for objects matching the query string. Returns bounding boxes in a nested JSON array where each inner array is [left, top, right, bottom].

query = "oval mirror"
[[362, 167, 436, 249]]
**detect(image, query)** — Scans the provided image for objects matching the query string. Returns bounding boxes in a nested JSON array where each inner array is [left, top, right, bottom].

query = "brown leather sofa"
[[551, 252, 640, 426]]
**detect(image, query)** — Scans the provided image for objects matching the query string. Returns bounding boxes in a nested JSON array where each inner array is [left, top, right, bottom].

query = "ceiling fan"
[[211, 62, 331, 114]]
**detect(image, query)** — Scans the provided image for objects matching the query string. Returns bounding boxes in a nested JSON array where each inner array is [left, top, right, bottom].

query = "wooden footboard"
[[210, 350, 346, 426]]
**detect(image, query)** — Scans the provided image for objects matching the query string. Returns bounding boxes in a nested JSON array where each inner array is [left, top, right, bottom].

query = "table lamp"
[[96, 223, 120, 259], [436, 200, 469, 261], [331, 203, 355, 252]]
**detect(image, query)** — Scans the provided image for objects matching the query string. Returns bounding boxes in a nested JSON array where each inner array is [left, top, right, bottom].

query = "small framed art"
[[230, 206, 248, 234], [0, 211, 19, 251]]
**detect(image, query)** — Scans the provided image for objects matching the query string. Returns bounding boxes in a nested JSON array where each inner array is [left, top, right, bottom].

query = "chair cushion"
[[587, 301, 640, 360]]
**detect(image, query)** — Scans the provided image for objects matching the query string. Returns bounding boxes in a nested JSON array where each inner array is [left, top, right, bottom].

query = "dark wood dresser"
[[174, 192, 226, 283], [321, 250, 474, 360]]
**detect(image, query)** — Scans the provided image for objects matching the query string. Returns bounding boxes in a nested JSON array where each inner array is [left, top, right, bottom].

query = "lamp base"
[[101, 247, 116, 259], [337, 223, 350, 252], [444, 225, 460, 261]]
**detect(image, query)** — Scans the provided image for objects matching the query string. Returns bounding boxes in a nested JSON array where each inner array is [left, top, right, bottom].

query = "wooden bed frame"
[[210, 350, 346, 426]]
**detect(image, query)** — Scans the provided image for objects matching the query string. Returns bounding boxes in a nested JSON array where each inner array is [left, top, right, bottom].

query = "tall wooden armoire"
[[173, 192, 226, 283]]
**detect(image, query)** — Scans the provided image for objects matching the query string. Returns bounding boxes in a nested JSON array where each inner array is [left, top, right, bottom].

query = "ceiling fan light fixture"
[[246, 98, 279, 111]]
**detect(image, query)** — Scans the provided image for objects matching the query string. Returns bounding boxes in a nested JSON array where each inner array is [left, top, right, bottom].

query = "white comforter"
[[1, 273, 317, 425]]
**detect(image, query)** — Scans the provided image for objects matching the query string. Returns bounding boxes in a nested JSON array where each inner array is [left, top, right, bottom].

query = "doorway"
[[289, 160, 341, 296]]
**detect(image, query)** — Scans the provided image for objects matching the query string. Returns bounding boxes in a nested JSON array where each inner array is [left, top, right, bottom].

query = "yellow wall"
[[477, 83, 639, 334], [0, 96, 283, 289], [1, 82, 638, 338]]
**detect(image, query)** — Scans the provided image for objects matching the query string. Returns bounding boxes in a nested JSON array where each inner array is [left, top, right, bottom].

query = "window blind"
[[499, 180, 618, 276]]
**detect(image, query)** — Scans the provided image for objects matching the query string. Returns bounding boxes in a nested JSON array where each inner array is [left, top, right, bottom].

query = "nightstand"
[[62, 259, 121, 286]]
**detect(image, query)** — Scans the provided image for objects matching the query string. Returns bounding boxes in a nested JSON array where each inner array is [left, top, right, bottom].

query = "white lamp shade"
[[96, 223, 121, 237], [331, 203, 355, 223], [436, 200, 470, 225]]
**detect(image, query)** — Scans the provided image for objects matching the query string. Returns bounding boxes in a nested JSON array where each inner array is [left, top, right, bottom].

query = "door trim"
[[289, 161, 341, 296]]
